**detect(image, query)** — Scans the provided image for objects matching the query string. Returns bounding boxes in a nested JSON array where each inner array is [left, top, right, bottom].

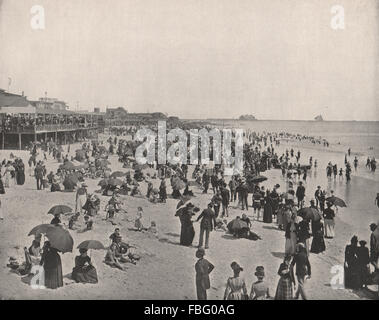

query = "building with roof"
[[0, 89, 105, 150]]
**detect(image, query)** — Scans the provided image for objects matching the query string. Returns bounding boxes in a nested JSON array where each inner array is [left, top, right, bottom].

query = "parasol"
[[110, 171, 125, 178], [77, 240, 105, 250], [249, 175, 268, 183], [227, 219, 249, 232], [28, 224, 74, 253], [326, 196, 347, 207], [298, 207, 322, 222], [48, 205, 72, 215]]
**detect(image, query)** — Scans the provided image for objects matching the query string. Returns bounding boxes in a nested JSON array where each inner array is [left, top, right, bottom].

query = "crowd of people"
[[1, 124, 378, 300]]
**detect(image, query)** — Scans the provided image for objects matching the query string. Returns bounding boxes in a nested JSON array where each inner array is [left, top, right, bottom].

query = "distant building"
[[106, 107, 128, 119], [31, 97, 69, 111]]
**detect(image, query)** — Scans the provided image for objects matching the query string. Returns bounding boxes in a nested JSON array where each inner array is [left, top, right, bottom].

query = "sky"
[[0, 0, 378, 120]]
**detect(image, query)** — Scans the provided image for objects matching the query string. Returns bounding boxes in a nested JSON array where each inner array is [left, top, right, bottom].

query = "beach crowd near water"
[[0, 122, 378, 300]]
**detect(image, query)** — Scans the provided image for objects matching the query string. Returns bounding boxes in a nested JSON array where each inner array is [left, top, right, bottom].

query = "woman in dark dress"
[[72, 248, 98, 284], [175, 204, 196, 246], [40, 241, 63, 289], [159, 179, 167, 203], [344, 236, 361, 289], [263, 192, 273, 223], [310, 220, 326, 254], [15, 159, 25, 185], [0, 175, 5, 194]]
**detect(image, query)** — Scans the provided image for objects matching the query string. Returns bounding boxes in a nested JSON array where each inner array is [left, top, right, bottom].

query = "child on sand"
[[134, 207, 144, 231]]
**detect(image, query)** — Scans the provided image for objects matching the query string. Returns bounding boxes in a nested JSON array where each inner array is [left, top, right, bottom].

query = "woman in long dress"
[[0, 176, 5, 195], [4, 163, 13, 188], [176, 205, 195, 246], [344, 236, 361, 289], [223, 262, 248, 300], [71, 248, 98, 284], [263, 193, 273, 223], [40, 241, 63, 289], [285, 213, 299, 256], [15, 160, 25, 185], [275, 256, 295, 300], [323, 203, 335, 238], [310, 220, 326, 254]]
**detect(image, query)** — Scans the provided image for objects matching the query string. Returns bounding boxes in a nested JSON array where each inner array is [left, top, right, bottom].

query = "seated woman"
[[28, 238, 42, 265], [51, 175, 61, 192], [104, 243, 125, 270], [71, 248, 98, 284]]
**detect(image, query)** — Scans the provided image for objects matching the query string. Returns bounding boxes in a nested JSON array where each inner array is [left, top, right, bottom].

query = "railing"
[[2, 123, 101, 133]]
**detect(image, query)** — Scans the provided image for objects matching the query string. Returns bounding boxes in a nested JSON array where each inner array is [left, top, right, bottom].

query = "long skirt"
[[76, 195, 87, 213], [17, 171, 25, 185], [44, 265, 63, 289], [180, 224, 195, 246], [324, 219, 335, 238], [310, 234, 326, 254], [275, 277, 293, 300], [344, 266, 361, 289], [285, 234, 297, 256], [72, 266, 98, 284], [0, 179, 5, 194], [263, 204, 273, 223]]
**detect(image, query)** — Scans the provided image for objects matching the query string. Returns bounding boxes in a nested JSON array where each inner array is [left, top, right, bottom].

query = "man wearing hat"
[[195, 247, 214, 300], [295, 181, 305, 208], [34, 161, 44, 190], [75, 183, 88, 214], [196, 203, 216, 249]]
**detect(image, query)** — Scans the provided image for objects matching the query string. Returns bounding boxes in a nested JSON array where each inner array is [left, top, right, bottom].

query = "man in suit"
[[196, 203, 216, 249], [220, 185, 230, 217], [296, 181, 306, 208], [195, 247, 214, 300], [34, 161, 44, 190], [291, 243, 312, 300]]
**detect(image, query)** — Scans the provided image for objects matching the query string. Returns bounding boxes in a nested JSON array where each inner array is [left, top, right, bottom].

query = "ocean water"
[[209, 120, 379, 158]]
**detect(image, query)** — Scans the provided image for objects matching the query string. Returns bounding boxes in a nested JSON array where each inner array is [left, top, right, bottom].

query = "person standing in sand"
[[195, 248, 214, 300], [291, 243, 311, 300], [323, 202, 335, 238], [196, 203, 216, 249], [75, 183, 88, 214], [223, 262, 248, 300]]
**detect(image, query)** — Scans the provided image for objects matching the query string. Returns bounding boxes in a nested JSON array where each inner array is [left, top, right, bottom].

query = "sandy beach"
[[0, 132, 378, 300]]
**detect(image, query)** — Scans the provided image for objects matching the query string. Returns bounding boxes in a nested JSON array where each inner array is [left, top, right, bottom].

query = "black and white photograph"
[[0, 0, 378, 304]]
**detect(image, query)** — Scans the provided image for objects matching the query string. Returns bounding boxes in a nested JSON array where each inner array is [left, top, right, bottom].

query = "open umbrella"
[[326, 196, 347, 207], [227, 219, 249, 233], [48, 205, 72, 215], [172, 177, 186, 190], [60, 161, 76, 171], [66, 174, 79, 184], [98, 179, 109, 187], [77, 240, 105, 250], [133, 163, 149, 171], [28, 224, 74, 253], [298, 207, 322, 221], [176, 195, 193, 209], [249, 175, 268, 183], [110, 171, 125, 178], [107, 178, 123, 186]]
